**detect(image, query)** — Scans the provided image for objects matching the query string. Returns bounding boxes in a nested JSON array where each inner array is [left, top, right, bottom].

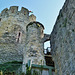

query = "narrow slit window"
[[16, 31, 22, 43], [0, 18, 1, 21], [17, 32, 21, 42]]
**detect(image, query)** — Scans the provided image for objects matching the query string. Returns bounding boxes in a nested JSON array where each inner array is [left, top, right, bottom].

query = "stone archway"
[[43, 34, 55, 67]]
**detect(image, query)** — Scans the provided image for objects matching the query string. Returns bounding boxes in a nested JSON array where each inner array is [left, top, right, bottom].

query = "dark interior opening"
[[0, 18, 1, 21], [44, 40, 55, 68], [17, 32, 21, 42]]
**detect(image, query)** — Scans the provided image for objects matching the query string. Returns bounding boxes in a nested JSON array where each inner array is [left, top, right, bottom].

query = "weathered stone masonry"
[[1, 1, 75, 74], [22, 22, 45, 72], [23, 22, 45, 65], [50, 0, 75, 75], [0, 6, 36, 63], [0, 6, 50, 65]]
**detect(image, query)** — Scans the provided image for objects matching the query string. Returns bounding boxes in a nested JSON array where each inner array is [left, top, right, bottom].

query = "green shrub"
[[0, 61, 22, 73], [26, 64, 31, 75], [32, 70, 40, 75], [0, 70, 3, 75]]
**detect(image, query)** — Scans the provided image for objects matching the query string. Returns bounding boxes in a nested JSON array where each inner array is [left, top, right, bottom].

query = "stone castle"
[[0, 0, 75, 75], [0, 6, 50, 65]]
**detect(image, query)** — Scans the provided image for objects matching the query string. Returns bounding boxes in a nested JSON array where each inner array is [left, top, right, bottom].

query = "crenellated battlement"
[[21, 7, 29, 15], [1, 8, 8, 16], [29, 14, 36, 22], [0, 6, 29, 17], [0, 6, 36, 22], [9, 6, 18, 13]]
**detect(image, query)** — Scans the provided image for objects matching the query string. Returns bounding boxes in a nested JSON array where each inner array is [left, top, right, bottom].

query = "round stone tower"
[[23, 21, 45, 72], [23, 22, 45, 66]]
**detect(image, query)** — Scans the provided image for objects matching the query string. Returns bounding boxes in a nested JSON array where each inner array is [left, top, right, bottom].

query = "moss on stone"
[[63, 18, 67, 27], [26, 21, 44, 31]]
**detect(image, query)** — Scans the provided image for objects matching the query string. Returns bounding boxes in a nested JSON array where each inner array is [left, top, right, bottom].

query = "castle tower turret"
[[23, 21, 45, 72], [29, 14, 36, 22]]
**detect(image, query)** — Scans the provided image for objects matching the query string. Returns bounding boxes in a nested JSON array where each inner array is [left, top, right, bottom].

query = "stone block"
[[21, 7, 29, 15], [9, 6, 18, 13]]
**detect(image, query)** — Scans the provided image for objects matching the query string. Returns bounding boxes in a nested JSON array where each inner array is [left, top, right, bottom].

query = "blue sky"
[[0, 0, 65, 48]]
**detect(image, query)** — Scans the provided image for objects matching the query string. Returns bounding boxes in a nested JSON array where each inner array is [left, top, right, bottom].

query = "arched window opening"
[[44, 41, 50, 54]]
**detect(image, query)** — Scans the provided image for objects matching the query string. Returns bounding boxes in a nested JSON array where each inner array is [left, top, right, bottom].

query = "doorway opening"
[[44, 40, 55, 67]]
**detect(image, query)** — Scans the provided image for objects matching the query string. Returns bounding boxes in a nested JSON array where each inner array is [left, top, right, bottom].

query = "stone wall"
[[22, 22, 45, 73], [50, 0, 75, 75], [0, 7, 52, 74], [29, 14, 36, 22], [23, 22, 45, 65], [0, 6, 36, 63]]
